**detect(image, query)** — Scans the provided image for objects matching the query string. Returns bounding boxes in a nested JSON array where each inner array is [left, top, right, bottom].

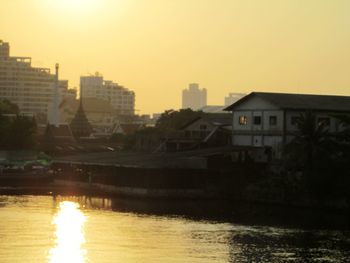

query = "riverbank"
[[1, 149, 349, 215]]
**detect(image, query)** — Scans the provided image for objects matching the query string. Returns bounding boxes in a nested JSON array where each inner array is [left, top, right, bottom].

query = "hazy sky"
[[1, 0, 350, 114]]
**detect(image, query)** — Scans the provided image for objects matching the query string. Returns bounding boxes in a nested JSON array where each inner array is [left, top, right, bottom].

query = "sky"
[[1, 0, 350, 114]]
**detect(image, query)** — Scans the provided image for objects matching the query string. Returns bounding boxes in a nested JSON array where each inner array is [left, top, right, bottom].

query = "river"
[[0, 195, 349, 262]]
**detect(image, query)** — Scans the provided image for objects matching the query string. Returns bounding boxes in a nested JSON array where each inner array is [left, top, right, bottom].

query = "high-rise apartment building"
[[182, 83, 207, 110], [80, 74, 135, 116], [0, 40, 76, 122]]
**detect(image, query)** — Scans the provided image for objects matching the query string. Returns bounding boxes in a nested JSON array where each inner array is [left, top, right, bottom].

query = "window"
[[239, 116, 248, 125], [318, 117, 330, 127], [269, 116, 277, 125], [253, 116, 261, 125], [291, 116, 300, 126]]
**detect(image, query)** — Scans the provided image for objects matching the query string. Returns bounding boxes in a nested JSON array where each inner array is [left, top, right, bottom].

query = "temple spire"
[[70, 83, 92, 138]]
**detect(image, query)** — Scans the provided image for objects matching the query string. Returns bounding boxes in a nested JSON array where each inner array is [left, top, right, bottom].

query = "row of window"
[[239, 115, 277, 126], [238, 115, 330, 127]]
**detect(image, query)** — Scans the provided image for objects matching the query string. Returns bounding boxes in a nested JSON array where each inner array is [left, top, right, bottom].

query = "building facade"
[[225, 92, 350, 158], [0, 40, 76, 123], [182, 83, 207, 110], [80, 74, 135, 116]]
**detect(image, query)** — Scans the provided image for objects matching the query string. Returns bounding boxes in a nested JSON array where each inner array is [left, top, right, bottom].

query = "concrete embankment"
[[54, 180, 209, 199], [51, 159, 265, 199]]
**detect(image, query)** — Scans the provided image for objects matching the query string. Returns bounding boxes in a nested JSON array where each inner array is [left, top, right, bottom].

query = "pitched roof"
[[180, 113, 232, 129], [47, 124, 74, 138], [224, 92, 350, 112], [45, 124, 76, 143], [120, 123, 144, 135], [203, 113, 232, 125]]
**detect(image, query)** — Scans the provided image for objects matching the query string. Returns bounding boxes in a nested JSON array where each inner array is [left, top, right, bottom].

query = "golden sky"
[[1, 0, 350, 114]]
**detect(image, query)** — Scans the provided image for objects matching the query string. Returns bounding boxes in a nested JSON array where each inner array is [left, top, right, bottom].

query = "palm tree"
[[284, 111, 334, 172]]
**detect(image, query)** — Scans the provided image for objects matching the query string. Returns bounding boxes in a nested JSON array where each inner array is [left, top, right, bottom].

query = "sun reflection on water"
[[49, 201, 87, 263]]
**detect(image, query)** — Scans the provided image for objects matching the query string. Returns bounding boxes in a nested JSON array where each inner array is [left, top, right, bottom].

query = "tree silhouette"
[[156, 108, 204, 131], [0, 115, 37, 150], [283, 111, 337, 198]]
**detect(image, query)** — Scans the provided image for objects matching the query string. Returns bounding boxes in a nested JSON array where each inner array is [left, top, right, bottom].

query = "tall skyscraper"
[[0, 40, 75, 122], [182, 83, 207, 110], [80, 73, 135, 116]]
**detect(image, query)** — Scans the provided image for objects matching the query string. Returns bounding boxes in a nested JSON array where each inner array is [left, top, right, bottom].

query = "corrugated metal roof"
[[225, 92, 350, 112], [203, 113, 232, 125]]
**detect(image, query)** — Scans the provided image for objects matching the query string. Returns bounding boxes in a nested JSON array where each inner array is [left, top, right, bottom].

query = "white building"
[[0, 40, 75, 123], [224, 93, 246, 106], [225, 92, 350, 158], [80, 74, 135, 116], [182, 83, 207, 110]]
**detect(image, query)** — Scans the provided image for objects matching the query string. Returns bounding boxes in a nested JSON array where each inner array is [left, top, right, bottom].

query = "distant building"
[[224, 93, 246, 106], [112, 122, 145, 135], [225, 92, 350, 158], [80, 74, 135, 116], [0, 40, 75, 123], [182, 83, 207, 110], [164, 113, 232, 152], [152, 113, 162, 120]]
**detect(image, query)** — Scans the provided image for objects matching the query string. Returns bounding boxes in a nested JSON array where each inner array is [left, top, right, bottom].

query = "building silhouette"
[[0, 40, 76, 123], [80, 73, 135, 116], [182, 83, 207, 110]]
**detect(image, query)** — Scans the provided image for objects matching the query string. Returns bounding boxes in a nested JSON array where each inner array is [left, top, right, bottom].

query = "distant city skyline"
[[1, 0, 350, 114]]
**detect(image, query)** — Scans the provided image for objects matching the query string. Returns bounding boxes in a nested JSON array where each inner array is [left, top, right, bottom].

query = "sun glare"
[[49, 201, 87, 263], [47, 0, 101, 15]]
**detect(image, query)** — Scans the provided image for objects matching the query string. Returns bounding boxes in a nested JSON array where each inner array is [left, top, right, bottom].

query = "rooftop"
[[225, 92, 350, 112]]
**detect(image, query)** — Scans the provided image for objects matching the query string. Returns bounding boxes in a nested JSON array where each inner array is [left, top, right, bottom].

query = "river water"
[[0, 195, 349, 263]]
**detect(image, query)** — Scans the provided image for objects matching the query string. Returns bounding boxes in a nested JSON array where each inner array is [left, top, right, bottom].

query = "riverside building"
[[225, 92, 350, 159], [0, 40, 76, 122], [80, 73, 135, 116]]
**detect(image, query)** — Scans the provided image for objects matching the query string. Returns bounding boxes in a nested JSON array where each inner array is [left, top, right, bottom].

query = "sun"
[[60, 0, 96, 10]]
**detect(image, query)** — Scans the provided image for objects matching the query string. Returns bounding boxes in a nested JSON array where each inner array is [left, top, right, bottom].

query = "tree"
[[0, 115, 37, 150], [284, 111, 334, 171], [0, 99, 19, 114], [283, 111, 337, 198], [156, 108, 204, 131]]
